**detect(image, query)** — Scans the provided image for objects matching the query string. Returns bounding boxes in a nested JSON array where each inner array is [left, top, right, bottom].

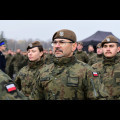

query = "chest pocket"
[[67, 76, 79, 87], [40, 76, 51, 87], [114, 72, 120, 85]]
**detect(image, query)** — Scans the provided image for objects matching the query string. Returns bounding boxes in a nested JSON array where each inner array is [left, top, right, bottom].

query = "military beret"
[[0, 41, 5, 46], [96, 43, 101, 48], [101, 35, 119, 47], [27, 41, 42, 51], [52, 29, 77, 43]]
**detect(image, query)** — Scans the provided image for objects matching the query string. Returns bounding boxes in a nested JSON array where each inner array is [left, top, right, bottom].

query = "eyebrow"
[[54, 40, 65, 42]]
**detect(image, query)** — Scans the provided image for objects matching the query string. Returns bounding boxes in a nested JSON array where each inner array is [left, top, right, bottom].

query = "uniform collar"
[[103, 55, 119, 65], [53, 55, 76, 66], [28, 57, 44, 69]]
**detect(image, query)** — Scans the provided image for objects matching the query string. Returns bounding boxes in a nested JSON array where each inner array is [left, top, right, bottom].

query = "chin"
[[55, 54, 63, 57]]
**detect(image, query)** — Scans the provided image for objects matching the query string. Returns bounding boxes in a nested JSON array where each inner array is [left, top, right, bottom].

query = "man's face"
[[97, 48, 103, 55], [52, 39, 77, 58], [88, 46, 94, 52], [0, 45, 6, 51], [102, 43, 119, 58], [77, 44, 83, 51]]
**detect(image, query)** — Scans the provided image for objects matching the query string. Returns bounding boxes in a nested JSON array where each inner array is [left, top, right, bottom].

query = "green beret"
[[27, 41, 42, 51], [96, 43, 102, 48], [101, 35, 119, 47], [77, 41, 83, 45], [52, 29, 77, 43]]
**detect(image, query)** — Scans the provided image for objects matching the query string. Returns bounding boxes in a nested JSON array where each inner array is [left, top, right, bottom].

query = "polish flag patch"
[[6, 84, 17, 92], [93, 72, 98, 77]]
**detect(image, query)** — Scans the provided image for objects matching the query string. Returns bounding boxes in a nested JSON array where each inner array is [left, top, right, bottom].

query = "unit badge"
[[106, 38, 110, 42], [59, 31, 64, 36]]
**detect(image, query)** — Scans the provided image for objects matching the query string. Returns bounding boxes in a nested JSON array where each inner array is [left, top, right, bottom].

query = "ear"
[[117, 47, 119, 52], [72, 42, 77, 52], [40, 51, 43, 57]]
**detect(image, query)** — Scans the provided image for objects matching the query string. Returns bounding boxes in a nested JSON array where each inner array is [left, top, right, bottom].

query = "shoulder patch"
[[92, 72, 98, 77], [6, 84, 17, 92]]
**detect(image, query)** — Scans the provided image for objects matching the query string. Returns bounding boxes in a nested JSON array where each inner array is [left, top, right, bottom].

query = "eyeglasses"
[[51, 41, 73, 47]]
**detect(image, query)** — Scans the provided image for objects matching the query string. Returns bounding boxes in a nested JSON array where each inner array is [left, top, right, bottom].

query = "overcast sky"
[[0, 20, 120, 41]]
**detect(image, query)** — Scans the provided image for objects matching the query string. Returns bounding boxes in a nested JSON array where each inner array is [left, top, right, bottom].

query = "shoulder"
[[92, 61, 103, 69], [17, 66, 28, 74], [39, 63, 54, 73], [71, 59, 93, 71], [0, 70, 11, 83]]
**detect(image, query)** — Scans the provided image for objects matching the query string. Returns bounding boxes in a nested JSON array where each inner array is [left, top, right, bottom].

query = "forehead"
[[103, 43, 117, 46], [1, 45, 6, 47], [78, 43, 83, 46]]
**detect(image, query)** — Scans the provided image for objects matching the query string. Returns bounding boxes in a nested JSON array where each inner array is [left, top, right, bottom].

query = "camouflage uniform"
[[87, 52, 96, 59], [15, 58, 44, 97], [30, 56, 108, 100], [44, 53, 54, 65], [10, 53, 25, 76], [117, 52, 120, 57], [92, 55, 120, 100], [5, 54, 13, 77], [88, 54, 103, 66], [0, 69, 27, 100], [75, 50, 89, 63]]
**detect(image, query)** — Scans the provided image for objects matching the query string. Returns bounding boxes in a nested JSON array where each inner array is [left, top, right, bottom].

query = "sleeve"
[[0, 76, 28, 100], [84, 66, 109, 100]]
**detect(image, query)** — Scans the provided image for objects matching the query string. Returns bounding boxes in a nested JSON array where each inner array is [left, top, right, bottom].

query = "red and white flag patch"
[[6, 84, 17, 92], [93, 72, 98, 77]]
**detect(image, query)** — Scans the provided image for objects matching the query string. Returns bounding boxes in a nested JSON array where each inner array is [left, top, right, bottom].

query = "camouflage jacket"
[[5, 54, 13, 75], [15, 59, 44, 97], [44, 54, 54, 65], [75, 51, 89, 63], [11, 53, 25, 74], [92, 55, 120, 100], [0, 70, 27, 100], [88, 54, 103, 66], [88, 52, 96, 59], [30, 56, 108, 100]]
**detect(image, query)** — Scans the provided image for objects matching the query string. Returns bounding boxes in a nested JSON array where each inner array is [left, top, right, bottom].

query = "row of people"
[[0, 29, 120, 100]]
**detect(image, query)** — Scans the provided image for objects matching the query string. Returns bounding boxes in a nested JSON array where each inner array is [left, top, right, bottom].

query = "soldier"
[[88, 43, 103, 66], [87, 45, 96, 59], [29, 29, 108, 100], [92, 35, 120, 100], [5, 49, 13, 77], [10, 49, 25, 79], [44, 48, 54, 65], [14, 41, 45, 97], [75, 41, 89, 63], [0, 41, 6, 73], [0, 69, 27, 100]]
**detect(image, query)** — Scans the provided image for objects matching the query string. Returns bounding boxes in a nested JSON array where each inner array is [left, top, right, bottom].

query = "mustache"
[[55, 48, 63, 53], [105, 52, 112, 54]]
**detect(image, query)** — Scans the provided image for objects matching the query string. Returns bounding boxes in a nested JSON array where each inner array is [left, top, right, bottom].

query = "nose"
[[55, 42, 61, 47], [106, 46, 110, 51]]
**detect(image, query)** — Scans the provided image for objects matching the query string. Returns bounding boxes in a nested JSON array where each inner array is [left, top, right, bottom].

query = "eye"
[[110, 45, 114, 48], [103, 45, 107, 48], [53, 41, 57, 44], [59, 41, 64, 44]]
